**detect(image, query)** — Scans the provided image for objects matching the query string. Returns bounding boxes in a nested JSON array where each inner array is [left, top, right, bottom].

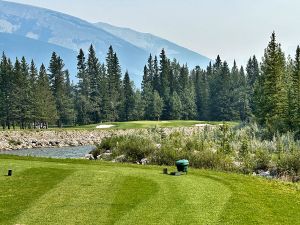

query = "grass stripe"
[[0, 158, 299, 225], [0, 167, 72, 225]]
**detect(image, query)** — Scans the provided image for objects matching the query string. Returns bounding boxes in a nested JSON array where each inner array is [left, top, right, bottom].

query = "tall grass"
[[91, 123, 300, 180]]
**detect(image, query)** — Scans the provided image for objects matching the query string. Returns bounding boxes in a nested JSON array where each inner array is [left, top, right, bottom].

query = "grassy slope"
[[0, 156, 299, 225], [67, 120, 239, 130]]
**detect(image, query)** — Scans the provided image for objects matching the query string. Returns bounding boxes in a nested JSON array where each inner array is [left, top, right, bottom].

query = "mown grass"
[[0, 166, 72, 225], [1, 120, 239, 131], [65, 120, 239, 130], [0, 155, 299, 225]]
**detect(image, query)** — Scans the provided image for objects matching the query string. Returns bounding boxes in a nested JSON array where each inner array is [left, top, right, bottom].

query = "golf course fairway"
[[0, 156, 299, 225]]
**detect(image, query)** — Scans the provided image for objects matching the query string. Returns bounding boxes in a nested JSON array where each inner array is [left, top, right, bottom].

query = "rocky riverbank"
[[0, 127, 208, 151]]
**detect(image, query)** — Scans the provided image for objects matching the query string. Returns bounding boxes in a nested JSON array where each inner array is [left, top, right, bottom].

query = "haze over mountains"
[[0, 0, 211, 85]]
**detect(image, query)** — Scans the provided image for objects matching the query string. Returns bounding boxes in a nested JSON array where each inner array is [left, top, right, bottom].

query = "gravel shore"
[[0, 127, 206, 151]]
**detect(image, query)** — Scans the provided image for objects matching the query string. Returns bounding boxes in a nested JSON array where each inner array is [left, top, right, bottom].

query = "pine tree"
[[48, 52, 74, 127], [147, 54, 154, 86], [122, 71, 135, 121], [35, 64, 58, 127], [153, 56, 160, 93], [284, 56, 294, 130], [142, 65, 153, 119], [209, 55, 223, 120], [209, 57, 234, 120], [257, 32, 287, 132], [76, 49, 92, 125], [77, 49, 89, 96], [246, 55, 260, 113], [238, 66, 251, 121], [106, 46, 122, 121], [170, 59, 181, 94], [194, 66, 209, 120], [159, 49, 171, 119], [18, 57, 32, 128], [0, 53, 14, 129], [230, 61, 245, 120], [10, 58, 23, 128], [178, 64, 189, 93], [87, 45, 101, 123], [63, 70, 75, 125], [181, 79, 197, 120], [132, 90, 144, 120], [0, 54, 4, 128], [99, 63, 109, 122], [29, 60, 38, 127], [291, 46, 300, 130], [152, 90, 164, 121], [217, 61, 233, 120], [169, 91, 182, 119]]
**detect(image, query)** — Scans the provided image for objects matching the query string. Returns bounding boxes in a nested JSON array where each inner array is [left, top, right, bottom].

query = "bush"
[[90, 124, 300, 177], [253, 148, 271, 171], [117, 136, 156, 162], [91, 135, 127, 158], [240, 154, 256, 174], [150, 132, 191, 166], [92, 135, 156, 162], [190, 151, 223, 170], [277, 151, 300, 176]]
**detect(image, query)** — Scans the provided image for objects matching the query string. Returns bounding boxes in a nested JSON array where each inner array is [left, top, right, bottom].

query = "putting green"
[[0, 156, 299, 225]]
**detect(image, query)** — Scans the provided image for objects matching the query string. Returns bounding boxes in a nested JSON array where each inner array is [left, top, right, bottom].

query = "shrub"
[[90, 135, 127, 158], [253, 148, 271, 171], [277, 151, 300, 175], [149, 132, 181, 165], [190, 151, 223, 170], [90, 124, 300, 177], [117, 136, 156, 162], [240, 154, 256, 174]]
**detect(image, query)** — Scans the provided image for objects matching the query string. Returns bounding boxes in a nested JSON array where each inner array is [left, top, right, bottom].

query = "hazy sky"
[[5, 0, 300, 65]]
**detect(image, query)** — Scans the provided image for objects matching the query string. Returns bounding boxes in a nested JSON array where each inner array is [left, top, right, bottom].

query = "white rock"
[[141, 158, 149, 165], [114, 154, 126, 162], [85, 154, 94, 160]]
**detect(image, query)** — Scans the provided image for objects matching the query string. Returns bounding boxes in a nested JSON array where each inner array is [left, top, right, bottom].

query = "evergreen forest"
[[0, 32, 300, 136]]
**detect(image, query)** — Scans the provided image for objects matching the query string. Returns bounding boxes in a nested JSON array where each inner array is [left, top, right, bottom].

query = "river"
[[0, 145, 96, 159]]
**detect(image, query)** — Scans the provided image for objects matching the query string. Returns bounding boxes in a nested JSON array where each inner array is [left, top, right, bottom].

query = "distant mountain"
[[0, 32, 77, 74], [0, 0, 211, 85], [95, 22, 211, 69]]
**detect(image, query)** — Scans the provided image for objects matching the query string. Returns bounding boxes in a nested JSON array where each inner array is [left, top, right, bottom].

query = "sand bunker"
[[194, 124, 211, 127], [96, 125, 115, 129]]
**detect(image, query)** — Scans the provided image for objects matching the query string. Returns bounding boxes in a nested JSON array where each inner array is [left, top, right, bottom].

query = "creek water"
[[0, 145, 96, 159]]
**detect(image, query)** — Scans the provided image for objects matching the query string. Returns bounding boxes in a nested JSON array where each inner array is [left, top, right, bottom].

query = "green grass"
[[2, 120, 239, 131], [65, 120, 239, 130], [0, 155, 299, 225]]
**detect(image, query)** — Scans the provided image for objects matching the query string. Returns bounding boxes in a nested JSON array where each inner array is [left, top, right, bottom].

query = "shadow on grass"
[[105, 176, 159, 224]]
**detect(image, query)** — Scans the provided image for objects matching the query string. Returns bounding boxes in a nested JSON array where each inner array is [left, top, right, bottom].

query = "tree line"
[[0, 32, 299, 134]]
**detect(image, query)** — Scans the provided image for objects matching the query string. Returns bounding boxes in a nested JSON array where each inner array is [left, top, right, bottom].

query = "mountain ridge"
[[0, 0, 211, 85], [94, 21, 211, 69]]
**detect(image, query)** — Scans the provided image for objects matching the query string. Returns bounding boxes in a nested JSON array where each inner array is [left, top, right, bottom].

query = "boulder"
[[113, 154, 126, 163], [257, 170, 273, 179], [85, 154, 94, 160], [141, 158, 149, 165]]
